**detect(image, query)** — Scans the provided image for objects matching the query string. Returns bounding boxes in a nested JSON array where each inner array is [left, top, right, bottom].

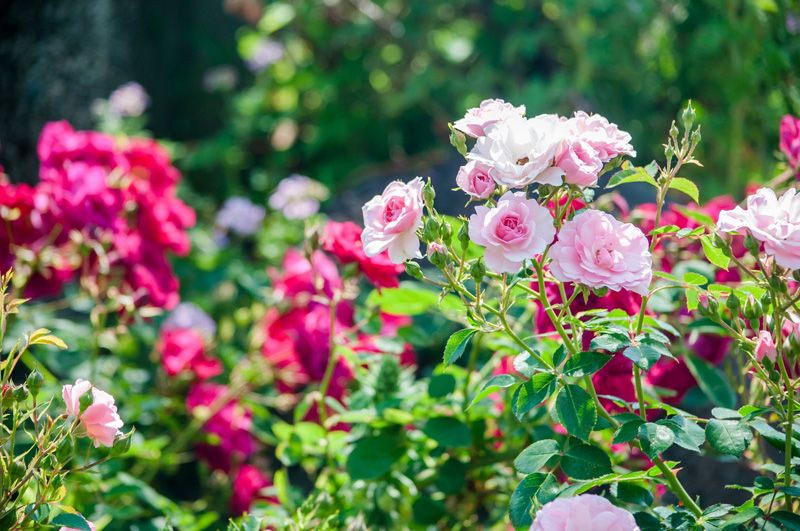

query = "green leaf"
[[443, 329, 478, 367], [25, 503, 50, 523], [606, 167, 658, 189], [623, 337, 670, 370], [700, 235, 730, 271], [706, 419, 752, 456], [682, 272, 708, 286], [563, 351, 612, 377], [638, 422, 675, 458], [590, 333, 631, 352], [51, 513, 91, 531], [649, 224, 680, 236], [509, 473, 559, 528], [561, 443, 612, 480], [514, 439, 561, 474], [664, 416, 705, 453], [683, 352, 736, 408], [423, 417, 471, 447], [512, 373, 558, 420], [749, 420, 800, 457], [436, 459, 468, 494], [555, 384, 597, 441], [468, 374, 517, 410], [346, 433, 405, 479], [428, 374, 456, 398], [611, 482, 654, 507], [771, 511, 800, 530], [669, 177, 700, 203], [613, 419, 645, 444], [721, 506, 763, 527]]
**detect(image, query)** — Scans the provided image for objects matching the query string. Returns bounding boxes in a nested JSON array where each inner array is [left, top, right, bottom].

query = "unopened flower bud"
[[79, 391, 94, 413], [405, 261, 423, 280], [423, 217, 439, 242], [110, 432, 133, 457], [592, 287, 609, 298], [690, 128, 701, 144], [669, 121, 679, 140], [56, 435, 74, 462], [26, 367, 44, 398], [428, 242, 447, 269], [742, 294, 763, 320], [713, 233, 734, 258], [457, 222, 470, 251], [743, 232, 760, 257], [682, 101, 696, 129], [470, 260, 486, 283], [439, 222, 452, 245], [768, 275, 787, 295], [422, 178, 436, 210], [12, 385, 28, 403], [726, 293, 740, 313], [49, 474, 63, 492], [697, 292, 719, 317], [665, 144, 675, 162], [9, 459, 26, 480]]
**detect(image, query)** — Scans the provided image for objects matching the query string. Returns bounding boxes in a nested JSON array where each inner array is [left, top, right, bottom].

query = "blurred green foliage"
[[182, 0, 799, 202]]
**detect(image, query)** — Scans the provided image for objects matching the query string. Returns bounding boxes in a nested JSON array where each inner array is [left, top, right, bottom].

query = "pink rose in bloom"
[[60, 519, 96, 531], [555, 137, 604, 187], [565, 111, 636, 162], [123, 138, 180, 197], [549, 210, 652, 296], [455, 160, 496, 199], [755, 331, 778, 363], [718, 187, 800, 269], [468, 191, 556, 274], [270, 248, 342, 302], [320, 221, 404, 288], [186, 383, 257, 472], [531, 494, 640, 531], [469, 114, 565, 188], [62, 379, 124, 448], [230, 464, 277, 515], [156, 328, 222, 379], [780, 115, 800, 172], [453, 98, 526, 138], [362, 177, 425, 263]]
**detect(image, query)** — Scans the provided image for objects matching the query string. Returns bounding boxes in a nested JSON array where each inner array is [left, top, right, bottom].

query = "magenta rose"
[[362, 177, 425, 263], [321, 220, 403, 288], [456, 160, 496, 199], [531, 494, 640, 531], [453, 98, 526, 138], [549, 210, 652, 296], [468, 191, 556, 273], [230, 464, 276, 515], [718, 187, 800, 269], [62, 379, 124, 448], [780, 114, 800, 172], [156, 328, 222, 380]]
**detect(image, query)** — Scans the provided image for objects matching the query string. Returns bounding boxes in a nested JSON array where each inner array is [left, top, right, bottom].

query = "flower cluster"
[[0, 121, 195, 309]]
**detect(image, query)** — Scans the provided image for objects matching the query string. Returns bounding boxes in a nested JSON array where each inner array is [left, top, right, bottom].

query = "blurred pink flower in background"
[[780, 114, 800, 172], [321, 220, 403, 288], [156, 328, 222, 380], [108, 82, 150, 117], [531, 494, 640, 531], [268, 174, 328, 219], [230, 464, 276, 515]]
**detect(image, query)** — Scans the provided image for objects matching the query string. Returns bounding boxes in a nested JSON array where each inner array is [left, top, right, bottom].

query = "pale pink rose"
[[566, 111, 636, 162], [469, 114, 566, 188], [456, 160, 496, 199], [453, 98, 526, 138], [468, 191, 556, 273], [784, 313, 800, 343], [755, 331, 777, 363], [555, 137, 604, 187], [717, 187, 800, 269], [62, 379, 124, 448], [549, 210, 652, 296], [427, 241, 446, 257], [531, 494, 640, 531], [780, 114, 800, 171], [362, 177, 425, 263], [60, 521, 96, 531]]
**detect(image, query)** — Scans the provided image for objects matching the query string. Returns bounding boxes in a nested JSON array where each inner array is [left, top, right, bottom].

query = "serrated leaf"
[[706, 419, 752, 456], [771, 510, 800, 530], [682, 272, 708, 286], [612, 482, 654, 507], [563, 351, 612, 377], [31, 334, 68, 349], [561, 443, 612, 480], [443, 329, 478, 367], [700, 235, 730, 271], [50, 513, 91, 531], [590, 333, 631, 352], [669, 177, 699, 203], [638, 422, 675, 458], [607, 167, 659, 189], [555, 384, 597, 441], [509, 473, 559, 528], [613, 419, 645, 444], [468, 374, 517, 410], [514, 440, 560, 474], [512, 373, 558, 419]]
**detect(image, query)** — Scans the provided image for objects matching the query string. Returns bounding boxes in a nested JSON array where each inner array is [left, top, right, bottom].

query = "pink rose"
[[531, 494, 640, 531], [565, 111, 636, 162], [468, 191, 556, 273], [321, 221, 404, 288], [555, 137, 604, 187], [156, 328, 222, 380], [62, 379, 124, 448], [455, 160, 496, 199], [269, 248, 342, 302], [230, 464, 277, 515], [755, 331, 777, 363], [362, 177, 425, 263], [469, 114, 565, 188], [453, 98, 526, 138], [549, 210, 652, 296], [780, 114, 800, 171], [718, 187, 800, 269]]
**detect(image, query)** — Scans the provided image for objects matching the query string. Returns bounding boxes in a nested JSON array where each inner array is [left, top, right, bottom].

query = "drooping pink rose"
[[531, 494, 640, 531], [468, 191, 556, 274], [62, 379, 124, 448], [230, 464, 276, 515], [321, 221, 403, 288], [549, 210, 652, 296], [362, 177, 425, 263], [755, 331, 778, 363], [565, 111, 636, 162], [455, 160, 496, 199], [780, 114, 800, 171], [555, 137, 604, 187], [156, 328, 222, 380], [718, 187, 800, 269], [469, 114, 565, 188], [453, 98, 526, 138]]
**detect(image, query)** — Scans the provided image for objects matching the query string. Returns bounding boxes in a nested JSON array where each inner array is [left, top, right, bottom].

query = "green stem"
[[633, 367, 647, 419], [651, 456, 702, 517]]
